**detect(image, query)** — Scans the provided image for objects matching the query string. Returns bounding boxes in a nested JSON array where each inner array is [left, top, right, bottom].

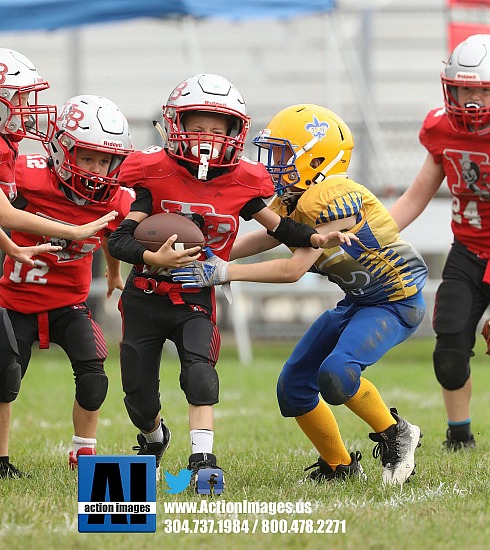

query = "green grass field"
[[0, 337, 489, 549]]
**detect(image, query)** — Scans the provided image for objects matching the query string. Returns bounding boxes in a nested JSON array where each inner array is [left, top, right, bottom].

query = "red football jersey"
[[420, 108, 490, 257], [0, 135, 18, 201], [118, 146, 275, 261], [0, 154, 134, 313]]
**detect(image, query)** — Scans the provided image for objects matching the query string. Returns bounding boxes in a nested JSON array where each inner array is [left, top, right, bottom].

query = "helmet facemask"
[[52, 132, 126, 204], [254, 133, 301, 206], [0, 46, 57, 142], [164, 105, 248, 180], [442, 77, 490, 134]]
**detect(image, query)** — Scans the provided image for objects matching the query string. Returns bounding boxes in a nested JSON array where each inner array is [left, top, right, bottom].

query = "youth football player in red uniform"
[[0, 48, 117, 250], [0, 50, 126, 480], [172, 104, 427, 485], [390, 34, 490, 451], [0, 95, 138, 478], [109, 74, 327, 488]]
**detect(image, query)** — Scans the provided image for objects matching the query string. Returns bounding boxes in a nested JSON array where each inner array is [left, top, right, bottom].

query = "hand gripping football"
[[133, 213, 205, 252]]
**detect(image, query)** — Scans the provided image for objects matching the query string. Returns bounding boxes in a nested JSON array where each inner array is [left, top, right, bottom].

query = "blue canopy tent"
[[0, 0, 336, 31]]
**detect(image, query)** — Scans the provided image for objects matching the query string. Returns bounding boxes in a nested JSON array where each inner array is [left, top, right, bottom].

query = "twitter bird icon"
[[164, 469, 192, 494]]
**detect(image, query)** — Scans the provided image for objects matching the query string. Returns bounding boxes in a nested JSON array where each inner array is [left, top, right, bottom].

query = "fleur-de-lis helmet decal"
[[305, 116, 330, 139]]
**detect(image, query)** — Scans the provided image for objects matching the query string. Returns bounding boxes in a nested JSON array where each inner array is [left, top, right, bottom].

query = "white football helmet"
[[0, 48, 56, 141], [162, 73, 250, 180], [253, 104, 354, 206], [47, 95, 132, 203], [442, 34, 490, 135]]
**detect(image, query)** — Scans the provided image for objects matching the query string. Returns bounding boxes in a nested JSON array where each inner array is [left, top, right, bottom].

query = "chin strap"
[[152, 120, 168, 147]]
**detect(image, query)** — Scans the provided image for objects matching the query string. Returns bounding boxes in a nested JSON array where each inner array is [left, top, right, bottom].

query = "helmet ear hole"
[[310, 157, 324, 169]]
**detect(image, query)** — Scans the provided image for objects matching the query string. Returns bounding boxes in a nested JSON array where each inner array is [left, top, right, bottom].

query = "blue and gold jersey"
[[270, 174, 428, 304]]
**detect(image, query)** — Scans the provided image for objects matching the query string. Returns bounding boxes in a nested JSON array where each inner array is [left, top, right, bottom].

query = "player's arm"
[[252, 206, 327, 248], [230, 229, 280, 261], [172, 230, 357, 286], [0, 229, 61, 266], [227, 229, 357, 282], [0, 190, 117, 240], [101, 235, 124, 298], [389, 152, 445, 231], [232, 212, 358, 261]]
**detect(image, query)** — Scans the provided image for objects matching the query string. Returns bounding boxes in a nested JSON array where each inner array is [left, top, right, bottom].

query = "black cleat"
[[0, 458, 29, 479], [443, 429, 476, 451], [132, 420, 171, 479], [303, 451, 366, 483], [187, 452, 224, 494]]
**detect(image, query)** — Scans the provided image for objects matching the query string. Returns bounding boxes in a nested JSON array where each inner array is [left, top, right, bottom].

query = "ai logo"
[[78, 455, 156, 533]]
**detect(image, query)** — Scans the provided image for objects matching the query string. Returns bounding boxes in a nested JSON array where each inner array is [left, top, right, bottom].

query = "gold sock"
[[295, 400, 351, 469], [344, 377, 395, 433]]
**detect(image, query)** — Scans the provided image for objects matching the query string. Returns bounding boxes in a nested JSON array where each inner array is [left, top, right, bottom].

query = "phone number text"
[[162, 518, 346, 534]]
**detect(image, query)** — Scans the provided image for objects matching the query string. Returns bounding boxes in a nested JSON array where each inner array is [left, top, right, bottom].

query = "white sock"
[[190, 429, 214, 454], [143, 423, 163, 444], [72, 435, 97, 453]]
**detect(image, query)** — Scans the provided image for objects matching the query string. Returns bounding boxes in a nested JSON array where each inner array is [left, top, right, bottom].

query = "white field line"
[[311, 482, 468, 512]]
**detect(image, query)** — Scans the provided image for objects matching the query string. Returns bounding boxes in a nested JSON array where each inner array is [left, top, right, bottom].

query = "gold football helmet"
[[253, 104, 354, 205]]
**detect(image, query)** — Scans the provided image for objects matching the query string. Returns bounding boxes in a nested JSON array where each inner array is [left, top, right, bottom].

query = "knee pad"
[[75, 371, 108, 411], [433, 348, 470, 390], [317, 362, 361, 406], [276, 370, 291, 417], [182, 362, 219, 405], [433, 281, 472, 335], [276, 366, 319, 417], [0, 358, 21, 402]]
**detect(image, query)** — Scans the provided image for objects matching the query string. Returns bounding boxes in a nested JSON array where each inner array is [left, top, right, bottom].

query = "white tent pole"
[[326, 10, 394, 192]]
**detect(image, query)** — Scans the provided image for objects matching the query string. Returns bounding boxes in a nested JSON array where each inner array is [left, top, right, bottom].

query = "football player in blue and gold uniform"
[[172, 105, 427, 485]]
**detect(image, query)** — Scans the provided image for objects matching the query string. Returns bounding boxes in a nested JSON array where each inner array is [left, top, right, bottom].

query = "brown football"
[[133, 213, 205, 252]]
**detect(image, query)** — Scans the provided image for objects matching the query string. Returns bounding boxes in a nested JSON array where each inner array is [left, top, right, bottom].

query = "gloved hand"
[[171, 247, 229, 288]]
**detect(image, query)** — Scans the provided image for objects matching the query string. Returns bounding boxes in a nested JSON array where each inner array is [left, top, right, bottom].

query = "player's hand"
[[69, 211, 119, 240], [171, 247, 229, 288], [310, 232, 327, 248], [145, 234, 201, 268], [318, 231, 359, 249], [105, 267, 125, 298], [7, 243, 62, 266]]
